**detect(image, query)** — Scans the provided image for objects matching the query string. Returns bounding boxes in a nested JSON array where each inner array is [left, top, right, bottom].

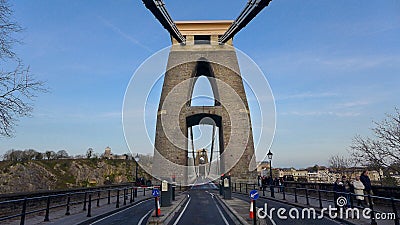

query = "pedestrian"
[[360, 170, 374, 206], [278, 177, 284, 193], [341, 176, 352, 207], [352, 176, 365, 207], [261, 176, 267, 190], [333, 178, 344, 208]]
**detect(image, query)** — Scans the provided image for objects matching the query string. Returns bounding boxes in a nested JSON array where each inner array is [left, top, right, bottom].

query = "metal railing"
[[233, 182, 400, 225], [0, 185, 159, 225]]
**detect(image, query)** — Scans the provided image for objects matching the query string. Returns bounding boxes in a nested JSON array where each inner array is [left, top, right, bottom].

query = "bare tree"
[[0, 0, 46, 137], [328, 154, 354, 176], [350, 108, 400, 174], [0, 0, 23, 59]]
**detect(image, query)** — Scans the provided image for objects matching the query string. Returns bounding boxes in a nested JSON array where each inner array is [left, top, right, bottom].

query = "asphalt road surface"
[[233, 193, 346, 225], [168, 179, 235, 225], [85, 199, 154, 225]]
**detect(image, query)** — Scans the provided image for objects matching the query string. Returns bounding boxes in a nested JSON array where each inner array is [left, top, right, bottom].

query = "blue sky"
[[1, 0, 399, 168]]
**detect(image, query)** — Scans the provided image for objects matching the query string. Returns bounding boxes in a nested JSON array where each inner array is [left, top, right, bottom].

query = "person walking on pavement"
[[333, 178, 344, 208], [360, 170, 374, 206], [352, 176, 365, 207], [341, 176, 352, 207]]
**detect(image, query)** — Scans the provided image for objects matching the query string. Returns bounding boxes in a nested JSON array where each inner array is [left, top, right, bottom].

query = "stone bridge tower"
[[152, 21, 257, 185]]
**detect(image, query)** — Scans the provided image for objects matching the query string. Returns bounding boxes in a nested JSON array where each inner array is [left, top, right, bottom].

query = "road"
[[233, 193, 347, 225], [168, 179, 235, 225], [84, 199, 154, 225]]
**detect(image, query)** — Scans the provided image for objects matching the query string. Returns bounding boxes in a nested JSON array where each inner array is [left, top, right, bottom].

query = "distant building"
[[103, 147, 126, 160], [104, 147, 112, 159], [269, 166, 382, 183]]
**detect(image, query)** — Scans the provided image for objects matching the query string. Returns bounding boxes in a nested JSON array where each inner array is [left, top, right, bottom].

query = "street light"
[[134, 153, 140, 197], [267, 150, 275, 198]]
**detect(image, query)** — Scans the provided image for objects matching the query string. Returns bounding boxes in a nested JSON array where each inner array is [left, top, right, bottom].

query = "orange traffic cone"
[[249, 200, 254, 219], [157, 197, 161, 215]]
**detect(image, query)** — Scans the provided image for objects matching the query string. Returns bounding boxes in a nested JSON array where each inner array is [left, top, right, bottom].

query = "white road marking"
[[267, 215, 277, 225], [138, 209, 153, 225], [173, 195, 191, 225], [89, 199, 151, 225], [212, 198, 229, 225], [212, 193, 229, 225]]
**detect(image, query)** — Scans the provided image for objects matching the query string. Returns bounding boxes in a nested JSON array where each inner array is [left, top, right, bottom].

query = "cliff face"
[[0, 159, 147, 194]]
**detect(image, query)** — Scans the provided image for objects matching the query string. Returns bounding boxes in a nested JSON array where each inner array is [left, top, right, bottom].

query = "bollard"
[[108, 190, 111, 204], [368, 195, 377, 225], [239, 183, 242, 193], [282, 186, 286, 200], [294, 188, 298, 203], [66, 195, 71, 215], [87, 194, 92, 217], [144, 187, 146, 196], [44, 196, 50, 221], [124, 188, 127, 205], [130, 188, 133, 203], [97, 191, 100, 207], [391, 197, 399, 225], [318, 190, 322, 209], [262, 187, 265, 196], [20, 198, 27, 225], [349, 193, 354, 208], [246, 184, 248, 193], [305, 188, 309, 205], [83, 192, 87, 211], [116, 190, 120, 208]]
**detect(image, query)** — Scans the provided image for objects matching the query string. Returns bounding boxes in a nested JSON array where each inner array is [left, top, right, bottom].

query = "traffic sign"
[[249, 190, 259, 200], [152, 189, 160, 197]]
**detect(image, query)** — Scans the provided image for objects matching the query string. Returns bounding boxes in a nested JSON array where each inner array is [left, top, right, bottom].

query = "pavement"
[[231, 187, 398, 225], [3, 189, 153, 225]]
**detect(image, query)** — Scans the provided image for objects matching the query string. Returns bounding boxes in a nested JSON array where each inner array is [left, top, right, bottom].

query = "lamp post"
[[134, 153, 140, 197], [267, 150, 275, 198]]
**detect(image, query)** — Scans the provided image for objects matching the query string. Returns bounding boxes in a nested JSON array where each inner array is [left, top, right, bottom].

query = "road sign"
[[249, 190, 259, 200], [152, 189, 160, 197]]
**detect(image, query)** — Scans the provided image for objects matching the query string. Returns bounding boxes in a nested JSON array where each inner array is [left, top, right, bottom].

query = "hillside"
[[0, 159, 149, 194]]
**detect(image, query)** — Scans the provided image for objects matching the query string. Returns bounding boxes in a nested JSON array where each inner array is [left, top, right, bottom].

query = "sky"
[[1, 0, 399, 168]]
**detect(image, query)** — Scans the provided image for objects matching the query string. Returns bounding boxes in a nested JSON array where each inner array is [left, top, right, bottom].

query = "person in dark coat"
[[360, 170, 374, 205], [341, 176, 352, 207], [333, 178, 344, 208]]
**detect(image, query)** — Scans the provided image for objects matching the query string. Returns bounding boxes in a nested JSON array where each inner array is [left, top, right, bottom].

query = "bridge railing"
[[233, 182, 400, 225], [0, 185, 159, 225]]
